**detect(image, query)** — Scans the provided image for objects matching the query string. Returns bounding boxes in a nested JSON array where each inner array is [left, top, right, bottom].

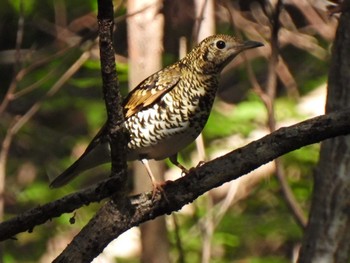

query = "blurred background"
[[0, 0, 338, 262]]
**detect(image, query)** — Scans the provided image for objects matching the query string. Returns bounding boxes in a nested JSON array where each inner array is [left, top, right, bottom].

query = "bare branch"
[[97, 0, 128, 179], [0, 0, 25, 115], [52, 109, 350, 262], [256, 0, 308, 229], [0, 109, 349, 244]]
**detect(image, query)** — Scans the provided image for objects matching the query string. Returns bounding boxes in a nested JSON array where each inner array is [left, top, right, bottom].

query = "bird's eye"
[[216, 40, 226, 49]]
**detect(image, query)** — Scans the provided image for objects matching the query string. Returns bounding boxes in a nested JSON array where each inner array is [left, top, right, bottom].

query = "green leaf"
[[8, 0, 35, 14]]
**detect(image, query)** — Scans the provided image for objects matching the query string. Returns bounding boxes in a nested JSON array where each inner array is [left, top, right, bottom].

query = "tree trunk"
[[193, 0, 215, 42], [193, 1, 216, 263], [298, 3, 350, 262], [127, 1, 170, 263]]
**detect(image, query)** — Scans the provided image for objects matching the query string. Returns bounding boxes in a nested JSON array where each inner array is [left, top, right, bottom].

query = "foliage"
[[0, 0, 335, 262]]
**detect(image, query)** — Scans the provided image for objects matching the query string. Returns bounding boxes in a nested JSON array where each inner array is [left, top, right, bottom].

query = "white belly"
[[127, 125, 199, 161], [124, 89, 212, 161]]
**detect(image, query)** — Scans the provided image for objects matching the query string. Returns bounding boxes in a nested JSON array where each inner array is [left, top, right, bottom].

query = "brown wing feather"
[[123, 65, 182, 118]]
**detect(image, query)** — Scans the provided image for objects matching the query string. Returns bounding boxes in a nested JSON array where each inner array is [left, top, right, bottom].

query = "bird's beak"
[[240, 40, 264, 50]]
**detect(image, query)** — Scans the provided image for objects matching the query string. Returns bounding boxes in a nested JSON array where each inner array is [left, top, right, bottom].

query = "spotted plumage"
[[50, 34, 263, 188]]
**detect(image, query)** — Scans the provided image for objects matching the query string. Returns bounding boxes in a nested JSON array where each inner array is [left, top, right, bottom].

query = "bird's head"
[[188, 34, 263, 74]]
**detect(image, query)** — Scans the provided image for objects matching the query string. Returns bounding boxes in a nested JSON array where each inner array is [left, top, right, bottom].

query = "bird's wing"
[[50, 65, 182, 188], [123, 65, 182, 118]]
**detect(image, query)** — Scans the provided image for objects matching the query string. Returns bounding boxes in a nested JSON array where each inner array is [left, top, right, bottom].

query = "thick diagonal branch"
[[0, 111, 349, 244], [46, 110, 350, 261]]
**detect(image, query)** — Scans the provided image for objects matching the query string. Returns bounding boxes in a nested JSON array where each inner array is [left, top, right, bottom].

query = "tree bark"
[[48, 110, 350, 262], [193, 1, 216, 262], [1, 110, 350, 261], [127, 1, 170, 262], [298, 2, 350, 263], [194, 0, 215, 42]]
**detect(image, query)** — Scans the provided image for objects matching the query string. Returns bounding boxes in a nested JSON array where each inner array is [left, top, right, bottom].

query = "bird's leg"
[[169, 154, 189, 175], [141, 159, 164, 199]]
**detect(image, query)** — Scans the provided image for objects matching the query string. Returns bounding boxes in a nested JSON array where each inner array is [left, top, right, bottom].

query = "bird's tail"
[[49, 141, 110, 188], [49, 159, 86, 188]]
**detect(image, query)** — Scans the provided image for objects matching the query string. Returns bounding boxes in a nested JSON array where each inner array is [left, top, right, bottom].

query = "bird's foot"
[[150, 181, 169, 202], [180, 167, 190, 176], [173, 162, 189, 176], [186, 161, 206, 178], [196, 160, 206, 168]]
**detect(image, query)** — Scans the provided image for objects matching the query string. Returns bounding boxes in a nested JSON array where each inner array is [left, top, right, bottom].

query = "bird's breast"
[[125, 76, 218, 161]]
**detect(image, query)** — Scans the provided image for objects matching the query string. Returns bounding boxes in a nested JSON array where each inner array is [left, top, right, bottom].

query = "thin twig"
[[0, 0, 25, 224], [264, 0, 307, 229], [172, 214, 185, 263], [115, 2, 156, 24], [10, 50, 91, 136], [0, 49, 91, 227], [0, 0, 25, 115], [200, 195, 214, 263], [11, 69, 57, 99], [0, 46, 73, 114], [230, 0, 307, 230]]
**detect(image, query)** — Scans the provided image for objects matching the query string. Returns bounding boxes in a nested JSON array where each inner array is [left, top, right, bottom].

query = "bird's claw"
[[150, 181, 169, 202], [196, 161, 206, 168], [181, 161, 206, 176], [180, 167, 190, 176]]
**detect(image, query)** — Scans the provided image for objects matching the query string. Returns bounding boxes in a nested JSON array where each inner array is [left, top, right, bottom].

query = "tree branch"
[[0, 110, 350, 245], [266, 0, 308, 229], [298, 2, 350, 262], [97, 0, 128, 184], [53, 109, 350, 262]]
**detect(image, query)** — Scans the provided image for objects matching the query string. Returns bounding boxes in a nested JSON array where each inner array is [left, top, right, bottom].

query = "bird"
[[50, 34, 263, 190]]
